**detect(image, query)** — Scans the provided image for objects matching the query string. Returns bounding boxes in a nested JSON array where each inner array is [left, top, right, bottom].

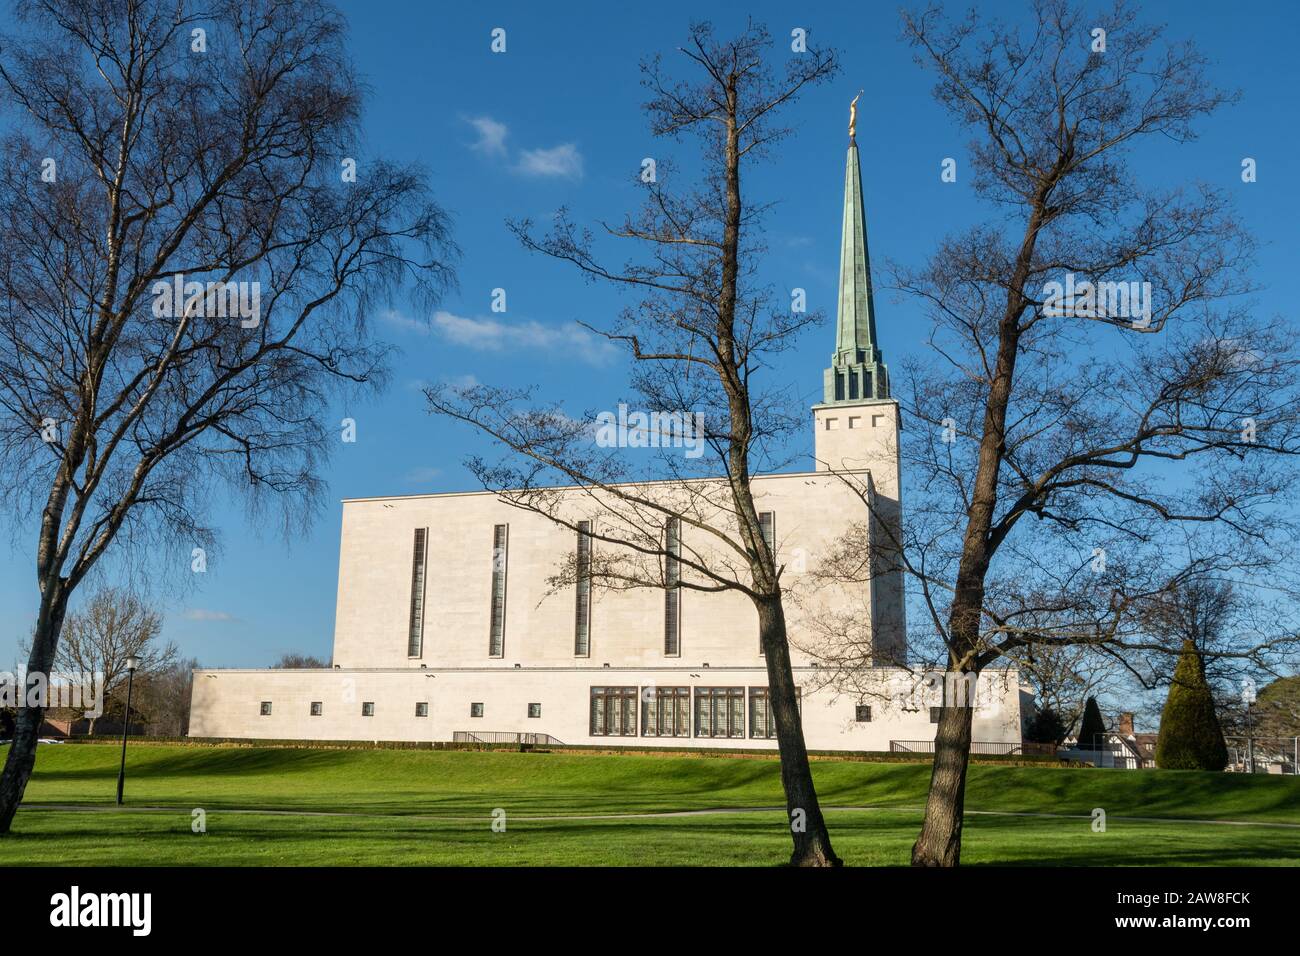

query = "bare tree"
[[1128, 576, 1298, 727], [133, 656, 198, 736], [271, 652, 330, 669], [426, 22, 843, 865], [808, 0, 1300, 866], [0, 0, 456, 832], [43, 587, 174, 734], [1013, 643, 1115, 740]]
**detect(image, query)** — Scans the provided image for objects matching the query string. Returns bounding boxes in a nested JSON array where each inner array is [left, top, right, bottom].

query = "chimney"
[[1117, 712, 1135, 736]]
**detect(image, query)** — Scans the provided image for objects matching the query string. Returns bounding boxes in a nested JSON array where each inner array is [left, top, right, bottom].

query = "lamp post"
[[1241, 678, 1257, 775], [115, 655, 139, 806], [1245, 704, 1254, 774]]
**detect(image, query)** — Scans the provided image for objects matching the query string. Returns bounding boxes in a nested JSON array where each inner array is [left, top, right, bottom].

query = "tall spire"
[[823, 107, 889, 406]]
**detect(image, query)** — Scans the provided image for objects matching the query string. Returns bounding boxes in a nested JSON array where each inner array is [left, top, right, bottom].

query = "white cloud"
[[383, 308, 614, 365], [442, 373, 481, 389], [183, 609, 235, 622], [461, 115, 583, 180], [465, 115, 508, 157], [515, 143, 584, 179], [379, 308, 428, 334], [404, 466, 442, 485], [432, 310, 616, 365]]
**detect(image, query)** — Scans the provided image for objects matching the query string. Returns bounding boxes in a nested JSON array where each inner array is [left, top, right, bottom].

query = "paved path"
[[21, 803, 1300, 829]]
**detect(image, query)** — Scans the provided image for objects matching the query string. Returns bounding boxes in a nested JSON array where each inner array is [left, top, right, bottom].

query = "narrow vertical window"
[[407, 528, 428, 657], [848, 369, 859, 400], [750, 689, 767, 738], [749, 687, 801, 739], [758, 512, 775, 557], [694, 689, 711, 737], [641, 687, 689, 738], [574, 521, 592, 656], [835, 371, 845, 401], [664, 517, 681, 657], [758, 512, 774, 655], [489, 524, 508, 657]]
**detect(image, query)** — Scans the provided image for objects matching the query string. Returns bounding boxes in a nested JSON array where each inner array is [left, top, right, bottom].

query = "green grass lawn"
[[2, 742, 1297, 866]]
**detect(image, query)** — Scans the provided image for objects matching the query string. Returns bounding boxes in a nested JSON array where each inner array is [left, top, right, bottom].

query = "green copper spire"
[[823, 134, 889, 405]]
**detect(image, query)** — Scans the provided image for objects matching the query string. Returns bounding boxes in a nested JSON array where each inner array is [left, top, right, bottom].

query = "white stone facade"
[[189, 665, 1025, 751], [188, 404, 1026, 751]]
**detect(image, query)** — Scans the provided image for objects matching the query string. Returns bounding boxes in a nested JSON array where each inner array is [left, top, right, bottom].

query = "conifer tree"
[[1155, 640, 1229, 770], [1075, 696, 1106, 751]]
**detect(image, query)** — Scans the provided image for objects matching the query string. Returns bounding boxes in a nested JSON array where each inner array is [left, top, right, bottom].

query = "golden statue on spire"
[[848, 90, 862, 141]]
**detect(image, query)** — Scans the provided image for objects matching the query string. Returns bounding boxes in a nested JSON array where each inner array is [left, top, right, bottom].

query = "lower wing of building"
[[189, 665, 1026, 752]]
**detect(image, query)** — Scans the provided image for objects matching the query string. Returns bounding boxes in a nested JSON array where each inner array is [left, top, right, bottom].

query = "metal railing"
[[890, 739, 1023, 756], [1224, 736, 1299, 775], [452, 731, 565, 746]]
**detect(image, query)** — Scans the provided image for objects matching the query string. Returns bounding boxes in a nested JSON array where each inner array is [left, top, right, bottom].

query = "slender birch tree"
[[427, 22, 844, 866], [0, 0, 456, 832]]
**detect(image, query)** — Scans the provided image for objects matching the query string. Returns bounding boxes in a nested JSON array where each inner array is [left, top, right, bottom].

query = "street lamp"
[[1241, 678, 1257, 775], [115, 655, 140, 806]]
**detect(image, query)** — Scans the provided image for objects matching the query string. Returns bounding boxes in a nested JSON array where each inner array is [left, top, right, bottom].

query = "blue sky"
[[1, 0, 1296, 670]]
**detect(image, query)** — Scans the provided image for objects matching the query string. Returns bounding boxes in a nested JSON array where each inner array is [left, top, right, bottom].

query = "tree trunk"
[[906, 195, 1045, 864], [757, 593, 841, 867], [911, 579, 985, 867], [0, 587, 67, 834], [910, 690, 974, 867]]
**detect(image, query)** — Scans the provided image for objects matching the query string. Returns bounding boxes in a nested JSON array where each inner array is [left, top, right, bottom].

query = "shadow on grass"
[[31, 746, 357, 782], [958, 814, 1300, 867], [19, 745, 1300, 829], [6, 806, 1296, 867]]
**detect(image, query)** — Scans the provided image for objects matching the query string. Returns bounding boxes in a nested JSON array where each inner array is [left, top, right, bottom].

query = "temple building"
[[188, 124, 1028, 751]]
